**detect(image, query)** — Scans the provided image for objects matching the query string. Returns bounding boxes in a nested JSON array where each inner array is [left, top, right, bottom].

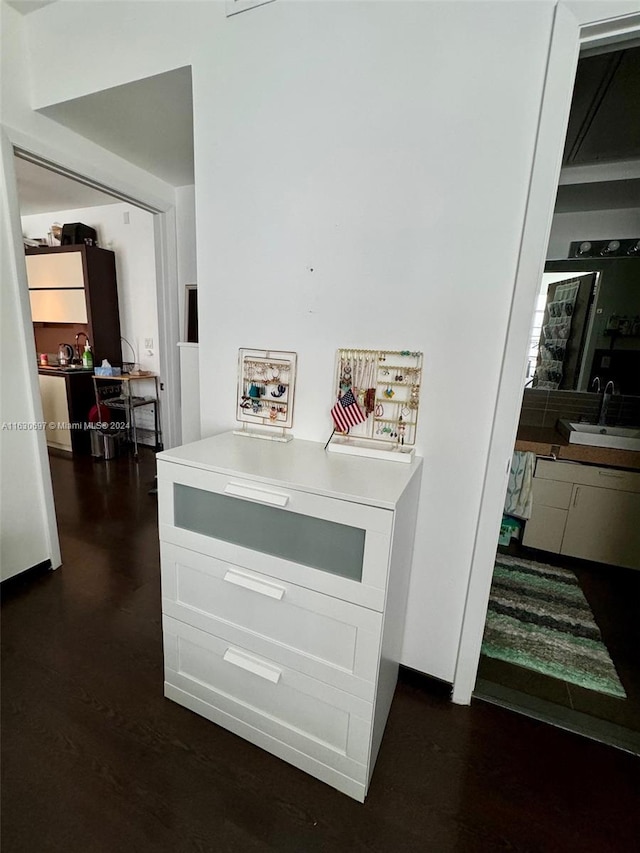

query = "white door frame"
[[1, 128, 61, 572], [4, 126, 181, 453], [452, 4, 640, 705]]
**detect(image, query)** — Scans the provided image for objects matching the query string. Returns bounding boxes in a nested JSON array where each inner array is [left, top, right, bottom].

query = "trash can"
[[90, 425, 121, 460]]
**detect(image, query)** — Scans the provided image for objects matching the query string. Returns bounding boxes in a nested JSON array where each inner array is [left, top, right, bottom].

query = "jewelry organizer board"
[[234, 348, 297, 442], [327, 349, 423, 463]]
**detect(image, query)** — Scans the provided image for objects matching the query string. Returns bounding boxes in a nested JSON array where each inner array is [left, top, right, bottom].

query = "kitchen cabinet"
[[38, 370, 95, 454], [26, 246, 122, 367], [157, 432, 423, 801], [523, 459, 640, 570], [39, 374, 72, 452], [29, 289, 88, 324]]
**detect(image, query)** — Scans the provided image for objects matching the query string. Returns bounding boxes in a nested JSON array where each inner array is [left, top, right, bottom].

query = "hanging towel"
[[503, 451, 536, 520]]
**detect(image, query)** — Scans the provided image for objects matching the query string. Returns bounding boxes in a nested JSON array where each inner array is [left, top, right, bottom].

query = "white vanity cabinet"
[[523, 459, 640, 570], [156, 432, 423, 801]]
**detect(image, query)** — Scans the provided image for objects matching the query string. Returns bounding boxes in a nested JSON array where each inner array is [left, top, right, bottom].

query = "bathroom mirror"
[[527, 257, 640, 396]]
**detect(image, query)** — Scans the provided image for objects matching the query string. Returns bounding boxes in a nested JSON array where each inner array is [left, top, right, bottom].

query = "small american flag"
[[331, 388, 366, 433]]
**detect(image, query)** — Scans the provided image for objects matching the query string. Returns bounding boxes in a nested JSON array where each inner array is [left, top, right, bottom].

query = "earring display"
[[234, 348, 297, 442], [327, 349, 423, 462]]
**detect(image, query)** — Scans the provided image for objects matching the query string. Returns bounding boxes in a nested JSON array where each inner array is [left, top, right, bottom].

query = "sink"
[[557, 419, 640, 451]]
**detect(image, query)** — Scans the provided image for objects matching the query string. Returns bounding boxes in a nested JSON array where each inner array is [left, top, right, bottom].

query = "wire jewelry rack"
[[234, 348, 297, 441], [327, 348, 423, 462]]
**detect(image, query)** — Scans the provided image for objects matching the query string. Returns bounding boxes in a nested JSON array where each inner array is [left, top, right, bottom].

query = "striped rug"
[[481, 554, 626, 699]]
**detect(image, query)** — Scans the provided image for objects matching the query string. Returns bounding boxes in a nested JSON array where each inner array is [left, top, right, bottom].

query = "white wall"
[[11, 0, 555, 682], [192, 0, 557, 682], [547, 207, 640, 258], [7, 0, 637, 682]]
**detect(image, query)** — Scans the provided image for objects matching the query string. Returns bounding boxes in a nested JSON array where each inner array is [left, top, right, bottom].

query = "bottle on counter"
[[82, 341, 94, 369]]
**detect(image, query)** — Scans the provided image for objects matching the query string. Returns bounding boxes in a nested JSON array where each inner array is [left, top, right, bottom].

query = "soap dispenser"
[[82, 340, 94, 369]]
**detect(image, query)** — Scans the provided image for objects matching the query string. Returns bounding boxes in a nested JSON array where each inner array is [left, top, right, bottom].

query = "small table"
[[92, 373, 162, 458]]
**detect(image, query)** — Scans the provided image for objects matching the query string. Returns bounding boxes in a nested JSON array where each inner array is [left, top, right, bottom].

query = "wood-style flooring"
[[2, 449, 639, 852]]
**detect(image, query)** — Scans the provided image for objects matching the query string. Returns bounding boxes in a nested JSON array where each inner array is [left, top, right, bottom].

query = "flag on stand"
[[331, 388, 366, 433]]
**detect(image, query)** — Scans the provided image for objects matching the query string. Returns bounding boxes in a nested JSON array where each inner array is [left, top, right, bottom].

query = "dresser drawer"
[[158, 459, 393, 610], [160, 543, 381, 700], [163, 616, 371, 784]]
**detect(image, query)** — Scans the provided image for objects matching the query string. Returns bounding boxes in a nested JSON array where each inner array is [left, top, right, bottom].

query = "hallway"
[[1, 450, 639, 852]]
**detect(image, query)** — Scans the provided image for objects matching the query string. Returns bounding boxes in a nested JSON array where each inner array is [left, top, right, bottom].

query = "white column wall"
[[10, 0, 637, 680], [194, 1, 557, 681]]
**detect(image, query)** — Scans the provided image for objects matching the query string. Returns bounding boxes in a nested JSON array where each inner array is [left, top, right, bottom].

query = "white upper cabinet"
[[26, 253, 85, 289], [29, 289, 88, 323]]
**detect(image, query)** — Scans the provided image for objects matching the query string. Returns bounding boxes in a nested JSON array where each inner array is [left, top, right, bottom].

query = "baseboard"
[[1, 558, 52, 591], [398, 665, 453, 699]]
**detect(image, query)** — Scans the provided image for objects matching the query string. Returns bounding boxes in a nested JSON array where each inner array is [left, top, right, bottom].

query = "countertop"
[[37, 365, 94, 377], [515, 425, 640, 471]]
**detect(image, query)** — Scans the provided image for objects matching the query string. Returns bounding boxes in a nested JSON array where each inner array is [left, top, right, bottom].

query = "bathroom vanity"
[[156, 432, 423, 801], [523, 458, 640, 570]]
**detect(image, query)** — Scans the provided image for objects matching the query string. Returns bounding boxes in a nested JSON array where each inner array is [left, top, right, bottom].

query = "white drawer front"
[[535, 460, 640, 494], [161, 543, 381, 699], [158, 460, 393, 610], [163, 616, 371, 780]]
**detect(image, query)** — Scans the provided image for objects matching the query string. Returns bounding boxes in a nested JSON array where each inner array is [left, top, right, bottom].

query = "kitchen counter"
[[515, 425, 640, 471], [37, 365, 94, 376]]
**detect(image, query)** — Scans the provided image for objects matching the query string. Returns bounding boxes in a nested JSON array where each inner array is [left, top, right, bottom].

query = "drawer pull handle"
[[598, 471, 624, 480], [224, 482, 289, 507], [223, 569, 285, 600], [223, 648, 282, 684]]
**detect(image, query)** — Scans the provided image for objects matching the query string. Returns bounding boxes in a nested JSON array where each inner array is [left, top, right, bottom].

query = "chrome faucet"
[[75, 331, 88, 364], [598, 380, 615, 426]]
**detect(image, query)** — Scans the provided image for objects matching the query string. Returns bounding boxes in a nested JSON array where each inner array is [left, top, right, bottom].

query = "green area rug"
[[482, 555, 626, 699]]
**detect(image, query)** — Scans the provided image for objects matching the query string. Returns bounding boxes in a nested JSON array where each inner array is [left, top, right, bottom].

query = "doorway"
[[475, 258, 640, 752], [459, 33, 640, 750], [453, 11, 640, 712], [17, 155, 164, 458]]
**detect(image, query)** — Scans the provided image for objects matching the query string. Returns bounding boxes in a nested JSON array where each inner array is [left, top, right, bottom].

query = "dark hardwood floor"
[[2, 449, 639, 852]]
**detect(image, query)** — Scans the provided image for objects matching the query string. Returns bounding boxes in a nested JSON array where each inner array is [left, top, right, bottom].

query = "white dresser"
[[156, 432, 423, 801]]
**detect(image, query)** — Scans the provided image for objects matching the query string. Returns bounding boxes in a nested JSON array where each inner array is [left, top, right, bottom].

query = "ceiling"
[[557, 45, 640, 212], [15, 156, 122, 216], [563, 46, 640, 166], [39, 66, 195, 187]]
